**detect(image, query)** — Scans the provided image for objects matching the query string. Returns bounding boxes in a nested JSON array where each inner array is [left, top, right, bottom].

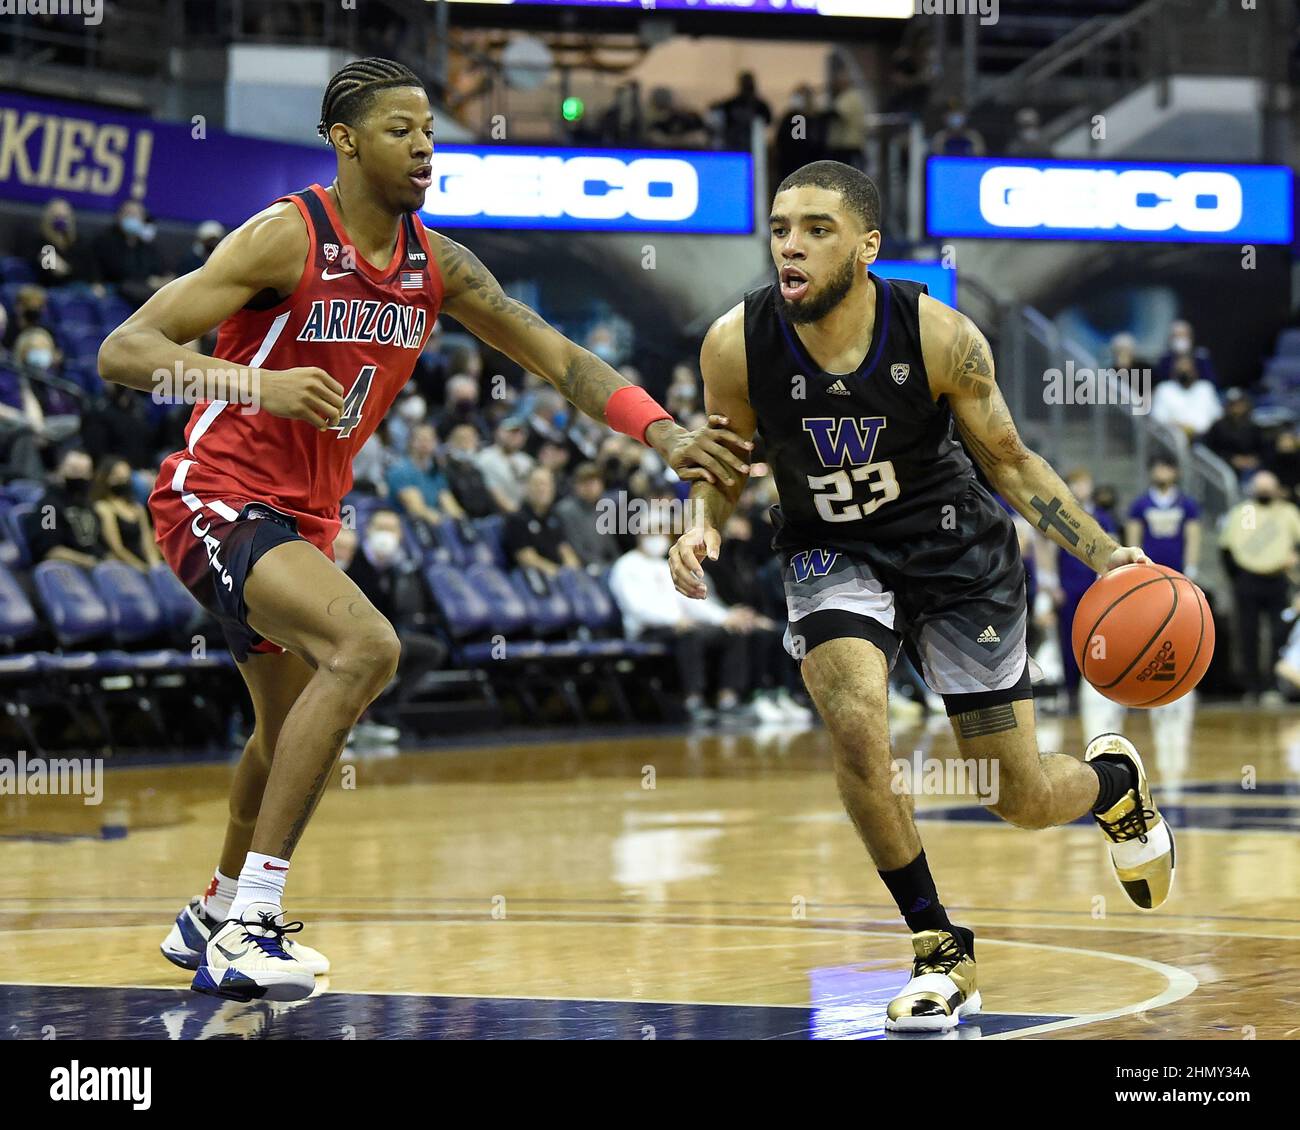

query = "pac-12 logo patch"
[[891, 363, 910, 385], [323, 243, 340, 262]]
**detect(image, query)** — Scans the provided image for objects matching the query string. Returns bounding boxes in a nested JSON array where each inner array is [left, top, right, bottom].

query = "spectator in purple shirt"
[[1124, 456, 1202, 579]]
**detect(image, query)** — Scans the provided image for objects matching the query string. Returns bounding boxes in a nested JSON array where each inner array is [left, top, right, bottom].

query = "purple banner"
[[0, 91, 336, 227]]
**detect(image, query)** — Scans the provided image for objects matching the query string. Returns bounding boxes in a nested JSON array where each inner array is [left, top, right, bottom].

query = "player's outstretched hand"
[[670, 525, 720, 599], [261, 366, 346, 430], [659, 414, 752, 488], [1101, 545, 1151, 573]]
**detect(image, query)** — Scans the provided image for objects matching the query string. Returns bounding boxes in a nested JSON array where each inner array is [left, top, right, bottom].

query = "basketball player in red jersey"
[[98, 58, 752, 1002]]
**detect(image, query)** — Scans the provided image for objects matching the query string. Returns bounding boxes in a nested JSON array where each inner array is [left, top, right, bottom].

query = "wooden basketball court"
[[1, 704, 1296, 1040]]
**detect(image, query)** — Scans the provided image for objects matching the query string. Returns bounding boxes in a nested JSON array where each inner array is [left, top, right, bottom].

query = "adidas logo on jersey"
[[976, 625, 1001, 645], [826, 379, 851, 396]]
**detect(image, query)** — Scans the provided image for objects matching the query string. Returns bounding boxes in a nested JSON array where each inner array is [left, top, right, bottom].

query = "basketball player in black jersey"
[[669, 161, 1174, 1032]]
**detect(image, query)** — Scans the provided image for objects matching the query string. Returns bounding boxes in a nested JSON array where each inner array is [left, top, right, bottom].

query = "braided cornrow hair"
[[318, 57, 425, 145]]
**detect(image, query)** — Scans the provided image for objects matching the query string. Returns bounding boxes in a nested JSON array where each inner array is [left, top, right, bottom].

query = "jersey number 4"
[[807, 463, 900, 522], [329, 365, 376, 439]]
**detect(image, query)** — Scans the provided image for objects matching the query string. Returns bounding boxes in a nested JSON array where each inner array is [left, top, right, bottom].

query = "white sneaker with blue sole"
[[162, 897, 330, 975], [189, 903, 319, 1002]]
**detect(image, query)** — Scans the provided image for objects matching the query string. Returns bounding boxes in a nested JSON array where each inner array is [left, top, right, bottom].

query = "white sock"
[[200, 868, 237, 921], [228, 852, 290, 921]]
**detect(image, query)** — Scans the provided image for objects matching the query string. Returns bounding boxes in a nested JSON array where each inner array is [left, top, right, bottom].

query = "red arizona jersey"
[[164, 183, 442, 544]]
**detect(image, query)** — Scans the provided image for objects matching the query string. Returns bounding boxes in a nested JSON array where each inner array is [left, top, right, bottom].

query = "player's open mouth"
[[409, 165, 432, 191], [780, 266, 809, 301]]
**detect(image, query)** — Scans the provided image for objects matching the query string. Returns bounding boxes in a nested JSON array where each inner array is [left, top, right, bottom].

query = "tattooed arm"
[[920, 294, 1147, 575], [430, 230, 750, 487]]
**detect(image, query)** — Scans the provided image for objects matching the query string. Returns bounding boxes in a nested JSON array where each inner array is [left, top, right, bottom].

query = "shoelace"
[[916, 934, 966, 976], [1098, 800, 1154, 844], [237, 911, 305, 960]]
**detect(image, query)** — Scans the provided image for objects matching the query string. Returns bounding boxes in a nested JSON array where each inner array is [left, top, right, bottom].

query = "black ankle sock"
[[1090, 756, 1138, 814], [878, 851, 952, 934]]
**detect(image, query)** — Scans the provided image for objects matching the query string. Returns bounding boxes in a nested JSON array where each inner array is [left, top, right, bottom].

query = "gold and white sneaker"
[[190, 902, 317, 1002], [162, 896, 330, 975], [885, 926, 981, 1033], [1085, 733, 1175, 910]]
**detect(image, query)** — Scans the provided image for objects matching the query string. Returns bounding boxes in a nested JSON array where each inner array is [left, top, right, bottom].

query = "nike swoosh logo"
[[263, 861, 288, 870], [321, 268, 352, 281], [215, 942, 246, 961]]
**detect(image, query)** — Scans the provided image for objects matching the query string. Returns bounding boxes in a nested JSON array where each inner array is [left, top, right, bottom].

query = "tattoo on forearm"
[[554, 352, 621, 421], [278, 727, 348, 856], [1030, 495, 1082, 547], [954, 703, 1018, 739], [949, 329, 996, 396]]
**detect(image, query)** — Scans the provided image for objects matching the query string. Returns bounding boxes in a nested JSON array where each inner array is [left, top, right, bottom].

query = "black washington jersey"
[[744, 273, 976, 553]]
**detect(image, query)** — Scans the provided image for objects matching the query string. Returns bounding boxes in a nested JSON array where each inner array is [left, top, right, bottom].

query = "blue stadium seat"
[[47, 290, 99, 326], [56, 320, 103, 358], [31, 560, 111, 648], [0, 257, 34, 285], [467, 562, 530, 638], [555, 567, 619, 634], [1, 502, 36, 569], [470, 515, 507, 568], [424, 562, 492, 641], [95, 294, 133, 335], [1263, 357, 1300, 385], [511, 567, 574, 637], [0, 562, 39, 648], [91, 560, 166, 645], [148, 562, 203, 634], [1, 479, 44, 506], [1276, 329, 1300, 359]]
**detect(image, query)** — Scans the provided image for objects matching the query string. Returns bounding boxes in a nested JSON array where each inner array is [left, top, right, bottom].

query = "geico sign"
[[978, 167, 1243, 233], [427, 153, 700, 221]]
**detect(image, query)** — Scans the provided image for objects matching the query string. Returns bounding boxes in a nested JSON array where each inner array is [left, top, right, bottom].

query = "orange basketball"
[[1071, 563, 1214, 707]]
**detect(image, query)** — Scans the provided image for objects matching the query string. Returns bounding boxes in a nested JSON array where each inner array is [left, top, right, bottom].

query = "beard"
[[778, 252, 859, 325]]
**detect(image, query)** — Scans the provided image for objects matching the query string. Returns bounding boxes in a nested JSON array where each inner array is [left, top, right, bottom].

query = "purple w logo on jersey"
[[790, 549, 840, 582], [802, 417, 886, 467]]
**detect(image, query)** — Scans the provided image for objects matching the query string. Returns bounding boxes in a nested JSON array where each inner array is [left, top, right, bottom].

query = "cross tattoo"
[[1030, 495, 1080, 546]]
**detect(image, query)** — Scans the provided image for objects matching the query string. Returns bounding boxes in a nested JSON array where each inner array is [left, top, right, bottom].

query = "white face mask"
[[640, 535, 669, 557], [366, 529, 402, 562], [399, 396, 426, 423], [1171, 335, 1192, 355]]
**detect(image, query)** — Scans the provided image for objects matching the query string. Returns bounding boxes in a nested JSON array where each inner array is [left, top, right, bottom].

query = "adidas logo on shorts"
[[976, 625, 1001, 645], [826, 379, 851, 396]]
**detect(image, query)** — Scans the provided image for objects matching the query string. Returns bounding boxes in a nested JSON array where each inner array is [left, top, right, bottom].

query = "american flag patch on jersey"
[[400, 271, 422, 290]]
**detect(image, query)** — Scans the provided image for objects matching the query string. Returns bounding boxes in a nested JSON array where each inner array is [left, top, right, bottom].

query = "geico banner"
[[0, 92, 752, 234], [927, 157, 1294, 244], [418, 148, 753, 233]]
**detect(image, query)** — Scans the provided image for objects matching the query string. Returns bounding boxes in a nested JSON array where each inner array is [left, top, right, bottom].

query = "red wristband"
[[605, 385, 673, 445]]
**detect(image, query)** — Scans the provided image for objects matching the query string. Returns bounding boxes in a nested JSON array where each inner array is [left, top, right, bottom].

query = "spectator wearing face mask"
[[931, 99, 985, 157], [435, 373, 487, 441], [1150, 354, 1222, 439], [24, 448, 104, 567], [92, 199, 171, 307], [442, 423, 501, 518], [0, 327, 81, 478], [608, 527, 753, 725], [503, 467, 581, 577], [386, 389, 428, 457], [524, 388, 576, 461], [343, 508, 449, 746], [1153, 320, 1219, 388], [1107, 332, 1152, 375], [176, 220, 226, 276], [1205, 389, 1266, 479], [1220, 470, 1300, 701], [17, 197, 90, 288], [1005, 107, 1051, 157], [475, 417, 533, 513], [2, 284, 52, 350], [92, 455, 161, 571], [553, 462, 621, 567], [387, 423, 464, 529]]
